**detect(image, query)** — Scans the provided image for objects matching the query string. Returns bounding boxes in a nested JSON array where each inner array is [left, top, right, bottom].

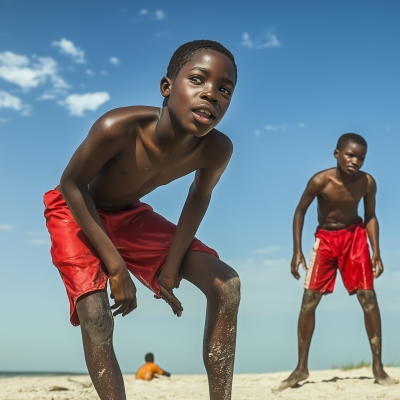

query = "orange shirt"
[[136, 362, 164, 381]]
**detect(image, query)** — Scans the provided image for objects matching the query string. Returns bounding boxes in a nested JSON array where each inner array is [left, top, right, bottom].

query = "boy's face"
[[334, 141, 367, 175], [161, 50, 236, 137]]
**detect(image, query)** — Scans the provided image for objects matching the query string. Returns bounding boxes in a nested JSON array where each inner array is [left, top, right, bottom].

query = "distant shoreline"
[[0, 371, 88, 377]]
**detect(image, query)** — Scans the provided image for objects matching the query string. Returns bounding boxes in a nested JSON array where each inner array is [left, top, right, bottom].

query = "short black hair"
[[166, 40, 237, 81], [145, 353, 154, 362], [336, 133, 367, 150]]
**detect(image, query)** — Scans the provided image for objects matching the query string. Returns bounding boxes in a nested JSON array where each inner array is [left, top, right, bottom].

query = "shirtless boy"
[[275, 133, 398, 392], [44, 40, 240, 400]]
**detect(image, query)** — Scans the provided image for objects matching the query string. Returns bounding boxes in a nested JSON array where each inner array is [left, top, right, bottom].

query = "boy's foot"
[[374, 366, 399, 386], [272, 369, 309, 393]]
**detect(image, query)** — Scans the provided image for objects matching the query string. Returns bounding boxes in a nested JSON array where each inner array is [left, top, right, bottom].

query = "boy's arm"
[[291, 174, 324, 280], [60, 114, 137, 317], [158, 134, 233, 315], [363, 175, 383, 278]]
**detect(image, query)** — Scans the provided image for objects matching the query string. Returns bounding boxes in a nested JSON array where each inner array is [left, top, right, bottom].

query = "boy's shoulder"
[[92, 106, 160, 138], [309, 168, 375, 183], [307, 168, 335, 188], [201, 128, 233, 167]]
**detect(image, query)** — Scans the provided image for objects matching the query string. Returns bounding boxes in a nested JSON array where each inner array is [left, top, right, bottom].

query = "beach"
[[0, 367, 399, 399]]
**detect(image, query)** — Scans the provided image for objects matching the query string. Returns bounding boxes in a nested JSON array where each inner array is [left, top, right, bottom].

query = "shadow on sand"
[[292, 376, 374, 389]]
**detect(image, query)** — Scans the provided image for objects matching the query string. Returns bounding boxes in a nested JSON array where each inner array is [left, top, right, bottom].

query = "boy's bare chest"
[[319, 180, 367, 207], [91, 141, 204, 204]]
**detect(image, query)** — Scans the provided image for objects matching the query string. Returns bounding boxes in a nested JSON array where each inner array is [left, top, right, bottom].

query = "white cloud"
[[100, 70, 109, 75], [0, 117, 8, 123], [155, 10, 166, 20], [0, 90, 21, 110], [257, 32, 281, 49], [0, 224, 16, 230], [264, 124, 286, 131], [254, 246, 282, 254], [109, 57, 120, 66], [241, 33, 253, 48], [298, 122, 306, 128], [61, 92, 110, 116], [0, 90, 31, 115], [52, 38, 86, 63], [242, 31, 281, 49], [139, 9, 148, 15], [254, 129, 261, 137], [0, 51, 69, 90], [86, 69, 94, 76]]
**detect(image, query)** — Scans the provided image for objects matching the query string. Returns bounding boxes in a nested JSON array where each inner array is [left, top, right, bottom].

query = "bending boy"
[[275, 133, 398, 392], [44, 40, 240, 400]]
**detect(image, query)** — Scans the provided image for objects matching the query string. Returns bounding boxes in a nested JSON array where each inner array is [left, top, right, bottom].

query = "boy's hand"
[[157, 271, 183, 317], [291, 251, 307, 280], [109, 267, 137, 317], [371, 253, 384, 278]]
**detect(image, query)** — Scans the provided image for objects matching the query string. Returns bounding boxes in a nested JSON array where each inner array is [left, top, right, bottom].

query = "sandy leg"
[[273, 289, 322, 393], [77, 291, 126, 400], [357, 290, 399, 386], [180, 251, 240, 400]]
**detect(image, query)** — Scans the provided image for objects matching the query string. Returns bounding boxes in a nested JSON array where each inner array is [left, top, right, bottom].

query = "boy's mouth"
[[192, 108, 215, 124]]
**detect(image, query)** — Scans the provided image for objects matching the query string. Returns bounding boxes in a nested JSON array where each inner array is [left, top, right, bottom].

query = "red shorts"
[[304, 218, 374, 295], [44, 188, 218, 326]]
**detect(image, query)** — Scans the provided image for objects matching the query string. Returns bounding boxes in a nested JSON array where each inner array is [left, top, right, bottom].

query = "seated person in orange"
[[136, 353, 171, 381]]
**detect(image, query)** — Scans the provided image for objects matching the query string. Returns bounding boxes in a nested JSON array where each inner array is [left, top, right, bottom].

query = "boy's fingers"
[[122, 299, 137, 317], [110, 300, 121, 310], [159, 284, 183, 316], [291, 267, 300, 280], [113, 300, 129, 317]]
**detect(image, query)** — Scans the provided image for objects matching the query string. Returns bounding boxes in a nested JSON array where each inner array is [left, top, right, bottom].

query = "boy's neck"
[[335, 166, 358, 184], [153, 107, 198, 152]]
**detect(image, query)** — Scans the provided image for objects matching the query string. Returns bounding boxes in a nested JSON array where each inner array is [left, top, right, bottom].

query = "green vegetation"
[[331, 360, 400, 370], [331, 360, 371, 370], [384, 362, 400, 368]]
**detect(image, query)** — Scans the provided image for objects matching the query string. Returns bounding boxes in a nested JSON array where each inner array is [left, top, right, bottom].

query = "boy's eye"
[[220, 87, 231, 95], [189, 76, 203, 84]]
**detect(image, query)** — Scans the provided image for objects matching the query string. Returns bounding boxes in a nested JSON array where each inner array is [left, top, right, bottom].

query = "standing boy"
[[275, 133, 398, 392], [44, 40, 240, 400]]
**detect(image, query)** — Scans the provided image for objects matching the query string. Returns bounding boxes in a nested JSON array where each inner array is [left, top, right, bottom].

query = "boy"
[[275, 133, 398, 392], [44, 40, 240, 400], [136, 353, 171, 381]]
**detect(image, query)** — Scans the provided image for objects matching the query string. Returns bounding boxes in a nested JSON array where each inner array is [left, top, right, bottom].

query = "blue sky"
[[0, 0, 399, 374]]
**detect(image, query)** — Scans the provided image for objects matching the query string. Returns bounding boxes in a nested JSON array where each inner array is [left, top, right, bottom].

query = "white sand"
[[0, 368, 399, 399]]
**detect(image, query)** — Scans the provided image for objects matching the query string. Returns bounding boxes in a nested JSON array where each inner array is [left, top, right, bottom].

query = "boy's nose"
[[200, 88, 218, 104]]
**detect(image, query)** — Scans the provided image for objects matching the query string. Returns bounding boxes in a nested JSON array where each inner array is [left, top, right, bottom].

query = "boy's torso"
[[316, 168, 370, 230], [86, 106, 227, 210]]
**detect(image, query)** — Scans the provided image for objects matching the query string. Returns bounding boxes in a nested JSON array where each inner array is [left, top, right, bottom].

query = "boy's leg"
[[357, 289, 399, 385], [274, 289, 323, 392], [180, 251, 240, 400], [76, 290, 127, 400]]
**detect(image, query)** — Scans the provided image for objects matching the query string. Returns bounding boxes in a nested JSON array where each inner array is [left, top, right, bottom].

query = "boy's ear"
[[333, 149, 339, 159], [160, 76, 172, 99]]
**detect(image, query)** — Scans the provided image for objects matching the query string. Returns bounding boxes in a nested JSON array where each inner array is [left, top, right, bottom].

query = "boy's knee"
[[357, 289, 377, 312], [301, 289, 322, 313], [214, 270, 241, 311], [78, 293, 113, 345]]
